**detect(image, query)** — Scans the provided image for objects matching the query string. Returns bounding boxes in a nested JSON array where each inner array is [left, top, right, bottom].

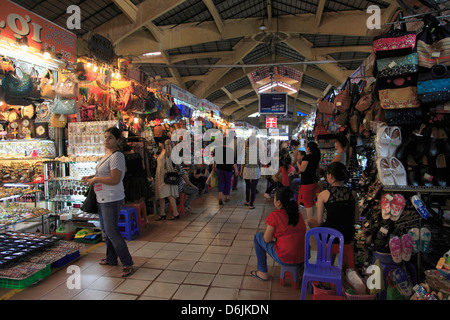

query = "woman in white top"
[[155, 139, 180, 220], [81, 127, 134, 277]]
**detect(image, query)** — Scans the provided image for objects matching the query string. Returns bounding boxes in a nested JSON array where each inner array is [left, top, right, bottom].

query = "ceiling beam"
[[111, 9, 391, 55], [190, 38, 260, 99], [112, 0, 138, 23], [144, 22, 164, 43], [161, 50, 185, 89], [84, 0, 186, 44], [311, 45, 373, 56], [315, 0, 326, 27], [267, 0, 273, 26], [202, 0, 224, 34], [284, 37, 348, 84]]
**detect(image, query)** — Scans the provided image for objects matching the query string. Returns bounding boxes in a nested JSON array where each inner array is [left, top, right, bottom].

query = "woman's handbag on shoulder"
[[81, 184, 98, 214], [164, 171, 180, 185]]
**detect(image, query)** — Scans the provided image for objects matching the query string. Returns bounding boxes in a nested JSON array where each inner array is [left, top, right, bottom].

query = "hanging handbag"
[[55, 77, 79, 98], [1, 63, 33, 98], [80, 184, 98, 214], [376, 53, 419, 78], [378, 74, 420, 109], [40, 70, 56, 100], [0, 57, 14, 78], [317, 95, 335, 115], [50, 113, 67, 128], [53, 97, 77, 115], [373, 13, 417, 59], [416, 15, 450, 103], [355, 94, 374, 112], [417, 14, 450, 70], [334, 79, 352, 113]]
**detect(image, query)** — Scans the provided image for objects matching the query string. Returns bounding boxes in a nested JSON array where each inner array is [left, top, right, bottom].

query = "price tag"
[[388, 61, 397, 68], [431, 52, 441, 58]]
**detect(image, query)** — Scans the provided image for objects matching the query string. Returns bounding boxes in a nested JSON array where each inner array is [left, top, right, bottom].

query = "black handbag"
[[163, 158, 180, 185], [81, 184, 98, 213], [164, 172, 180, 185]]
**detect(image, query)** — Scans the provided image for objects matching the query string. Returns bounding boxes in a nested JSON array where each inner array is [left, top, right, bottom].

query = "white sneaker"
[[264, 193, 271, 199]]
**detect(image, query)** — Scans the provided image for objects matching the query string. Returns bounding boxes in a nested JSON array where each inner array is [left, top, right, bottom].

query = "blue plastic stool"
[[280, 264, 301, 289], [118, 207, 140, 241]]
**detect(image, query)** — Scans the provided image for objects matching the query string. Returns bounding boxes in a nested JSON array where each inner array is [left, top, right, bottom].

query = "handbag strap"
[[95, 150, 119, 175]]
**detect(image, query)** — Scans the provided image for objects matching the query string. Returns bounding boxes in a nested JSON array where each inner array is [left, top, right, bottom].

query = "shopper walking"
[[213, 141, 238, 205], [81, 127, 134, 277], [307, 162, 360, 243], [298, 141, 321, 219], [155, 139, 180, 220], [250, 187, 306, 281], [240, 138, 261, 209]]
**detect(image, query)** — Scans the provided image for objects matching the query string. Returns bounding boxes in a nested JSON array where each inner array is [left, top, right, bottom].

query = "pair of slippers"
[[410, 195, 432, 219], [376, 124, 402, 158], [377, 157, 407, 186], [381, 193, 406, 221], [389, 234, 414, 263], [407, 227, 431, 254]]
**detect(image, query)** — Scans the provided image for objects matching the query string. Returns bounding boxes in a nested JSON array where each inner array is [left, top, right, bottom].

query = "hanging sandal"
[[99, 258, 118, 266], [121, 266, 134, 277]]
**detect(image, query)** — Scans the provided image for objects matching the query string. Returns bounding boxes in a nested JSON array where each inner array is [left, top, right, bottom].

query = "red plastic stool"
[[123, 201, 148, 233], [280, 264, 300, 289], [169, 192, 187, 216], [331, 243, 355, 269]]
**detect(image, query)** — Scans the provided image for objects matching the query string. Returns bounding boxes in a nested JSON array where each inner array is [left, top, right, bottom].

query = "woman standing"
[[298, 142, 321, 219], [155, 139, 180, 220], [240, 138, 261, 209], [307, 162, 360, 244], [251, 187, 306, 281], [213, 141, 238, 205], [330, 133, 348, 166], [81, 127, 134, 277]]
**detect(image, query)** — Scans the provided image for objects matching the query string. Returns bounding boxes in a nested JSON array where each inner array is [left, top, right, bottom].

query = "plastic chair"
[[300, 227, 345, 300], [169, 192, 187, 216], [280, 264, 301, 289], [118, 207, 140, 241], [123, 201, 148, 233]]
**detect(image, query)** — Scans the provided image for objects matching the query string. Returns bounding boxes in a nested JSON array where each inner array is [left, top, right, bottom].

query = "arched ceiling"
[[12, 0, 404, 120]]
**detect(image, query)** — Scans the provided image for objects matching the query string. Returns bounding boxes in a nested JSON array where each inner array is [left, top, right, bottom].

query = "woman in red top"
[[251, 187, 306, 281]]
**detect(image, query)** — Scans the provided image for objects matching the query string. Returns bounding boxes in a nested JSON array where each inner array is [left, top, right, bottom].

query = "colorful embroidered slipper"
[[401, 234, 413, 262], [407, 228, 420, 254], [389, 236, 402, 264], [420, 227, 431, 253]]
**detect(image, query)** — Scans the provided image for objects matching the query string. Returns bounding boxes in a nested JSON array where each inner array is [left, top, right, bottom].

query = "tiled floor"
[[2, 182, 313, 300]]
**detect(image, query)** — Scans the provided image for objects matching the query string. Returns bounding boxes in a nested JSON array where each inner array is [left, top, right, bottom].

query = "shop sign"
[[266, 116, 277, 128], [0, 0, 77, 62], [170, 84, 197, 106], [197, 99, 220, 116], [259, 92, 288, 115]]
